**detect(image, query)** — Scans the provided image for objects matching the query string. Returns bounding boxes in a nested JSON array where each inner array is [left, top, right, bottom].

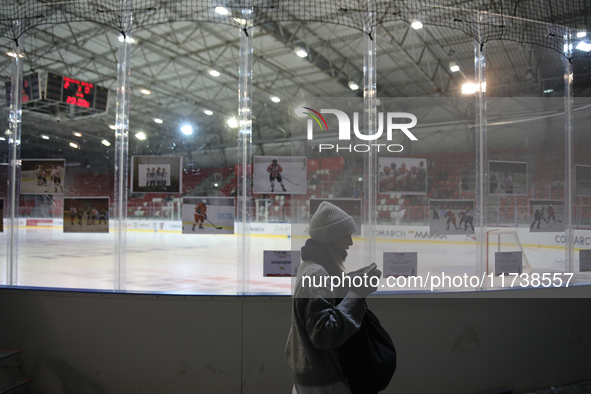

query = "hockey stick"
[[205, 217, 223, 230], [281, 175, 299, 186]]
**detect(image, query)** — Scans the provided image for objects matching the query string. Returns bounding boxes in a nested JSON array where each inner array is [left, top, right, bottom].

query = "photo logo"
[[297, 107, 418, 153]]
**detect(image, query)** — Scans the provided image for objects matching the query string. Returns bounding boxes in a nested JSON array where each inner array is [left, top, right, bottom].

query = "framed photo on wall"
[[130, 156, 182, 193]]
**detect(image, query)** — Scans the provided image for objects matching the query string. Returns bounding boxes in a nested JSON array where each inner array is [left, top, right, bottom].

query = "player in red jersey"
[[192, 200, 207, 230], [458, 209, 467, 229], [445, 209, 457, 230], [267, 159, 286, 192]]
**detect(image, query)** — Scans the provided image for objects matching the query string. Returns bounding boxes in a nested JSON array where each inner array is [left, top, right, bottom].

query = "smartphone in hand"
[[363, 262, 378, 274]]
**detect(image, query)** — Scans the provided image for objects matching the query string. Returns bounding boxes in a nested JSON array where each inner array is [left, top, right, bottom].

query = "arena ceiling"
[[0, 12, 589, 170]]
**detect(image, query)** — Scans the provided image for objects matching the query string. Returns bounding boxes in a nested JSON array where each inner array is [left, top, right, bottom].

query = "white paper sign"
[[383, 252, 418, 277], [264, 250, 301, 277], [580, 249, 591, 272], [495, 251, 523, 276]]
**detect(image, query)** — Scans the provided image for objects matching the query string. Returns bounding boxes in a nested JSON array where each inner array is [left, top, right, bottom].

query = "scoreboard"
[[4, 72, 41, 104], [5, 72, 109, 114], [46, 73, 109, 112]]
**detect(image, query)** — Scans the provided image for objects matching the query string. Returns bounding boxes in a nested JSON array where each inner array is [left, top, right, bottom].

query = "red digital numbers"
[[62, 76, 93, 108]]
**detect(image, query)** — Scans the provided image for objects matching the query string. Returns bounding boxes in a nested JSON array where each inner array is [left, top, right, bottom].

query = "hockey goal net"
[[486, 228, 533, 275]]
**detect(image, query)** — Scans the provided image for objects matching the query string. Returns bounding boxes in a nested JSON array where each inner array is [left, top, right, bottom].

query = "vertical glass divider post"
[[6, 32, 24, 286], [237, 5, 254, 295], [563, 30, 574, 273], [474, 12, 488, 286], [114, 5, 133, 291], [363, 1, 378, 267]]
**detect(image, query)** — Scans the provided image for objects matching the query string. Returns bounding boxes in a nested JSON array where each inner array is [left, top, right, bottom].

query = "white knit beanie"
[[309, 201, 356, 243]]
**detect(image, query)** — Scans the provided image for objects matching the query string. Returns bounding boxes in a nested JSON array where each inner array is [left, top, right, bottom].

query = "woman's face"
[[334, 234, 353, 251]]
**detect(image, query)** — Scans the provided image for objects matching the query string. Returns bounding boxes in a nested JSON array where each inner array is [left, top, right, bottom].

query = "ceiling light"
[[74, 132, 82, 137], [227, 118, 238, 128], [215, 6, 229, 15], [141, 89, 151, 95], [101, 140, 111, 146], [0, 137, 5, 141], [204, 109, 213, 116], [543, 89, 554, 94], [69, 142, 78, 149], [577, 31, 587, 38], [348, 81, 359, 90], [209, 69, 221, 77], [154, 118, 163, 124], [271, 96, 281, 103], [118, 35, 135, 44], [576, 41, 591, 52], [295, 47, 308, 58], [461, 82, 486, 94], [135, 132, 147, 140], [7, 51, 25, 58], [411, 21, 423, 29], [41, 135, 50, 140], [449, 61, 460, 72], [181, 125, 193, 135], [5, 130, 12, 135], [214, 183, 219, 187]]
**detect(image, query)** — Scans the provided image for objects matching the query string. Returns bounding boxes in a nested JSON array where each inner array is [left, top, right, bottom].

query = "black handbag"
[[340, 308, 397, 394]]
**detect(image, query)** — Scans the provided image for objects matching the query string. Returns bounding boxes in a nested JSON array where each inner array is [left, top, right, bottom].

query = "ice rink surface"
[[1, 226, 590, 294]]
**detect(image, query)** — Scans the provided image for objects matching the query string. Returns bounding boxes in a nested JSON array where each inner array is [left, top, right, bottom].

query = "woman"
[[285, 201, 381, 393]]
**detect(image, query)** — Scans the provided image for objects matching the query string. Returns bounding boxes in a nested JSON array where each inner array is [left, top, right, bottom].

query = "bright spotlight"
[[215, 6, 229, 15], [209, 69, 221, 77], [449, 61, 460, 72], [181, 125, 194, 135], [69, 142, 79, 149], [154, 118, 163, 124], [271, 96, 281, 103], [348, 81, 359, 90], [577, 31, 587, 38], [41, 135, 49, 140], [411, 21, 423, 29], [461, 82, 486, 94], [101, 140, 111, 146], [576, 41, 591, 52], [227, 118, 238, 128], [204, 110, 213, 115], [135, 132, 147, 140]]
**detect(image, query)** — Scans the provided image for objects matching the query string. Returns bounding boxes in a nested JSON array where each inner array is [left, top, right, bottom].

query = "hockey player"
[[149, 168, 157, 188], [98, 207, 107, 224], [502, 172, 513, 194], [547, 203, 561, 225], [86, 206, 93, 225], [531, 208, 542, 229], [408, 166, 418, 191], [70, 206, 77, 225], [464, 210, 474, 231], [396, 163, 409, 190], [192, 199, 207, 230], [432, 206, 440, 220], [490, 170, 498, 194], [379, 166, 396, 192], [36, 165, 47, 186], [48, 164, 63, 193], [161, 168, 168, 189], [77, 206, 85, 226], [91, 208, 98, 225], [458, 209, 467, 229], [146, 168, 151, 188], [445, 209, 457, 230], [267, 159, 286, 192]]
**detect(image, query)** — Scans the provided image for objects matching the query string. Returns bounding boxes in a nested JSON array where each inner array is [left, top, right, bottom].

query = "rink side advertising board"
[[264, 250, 301, 277], [580, 250, 591, 272]]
